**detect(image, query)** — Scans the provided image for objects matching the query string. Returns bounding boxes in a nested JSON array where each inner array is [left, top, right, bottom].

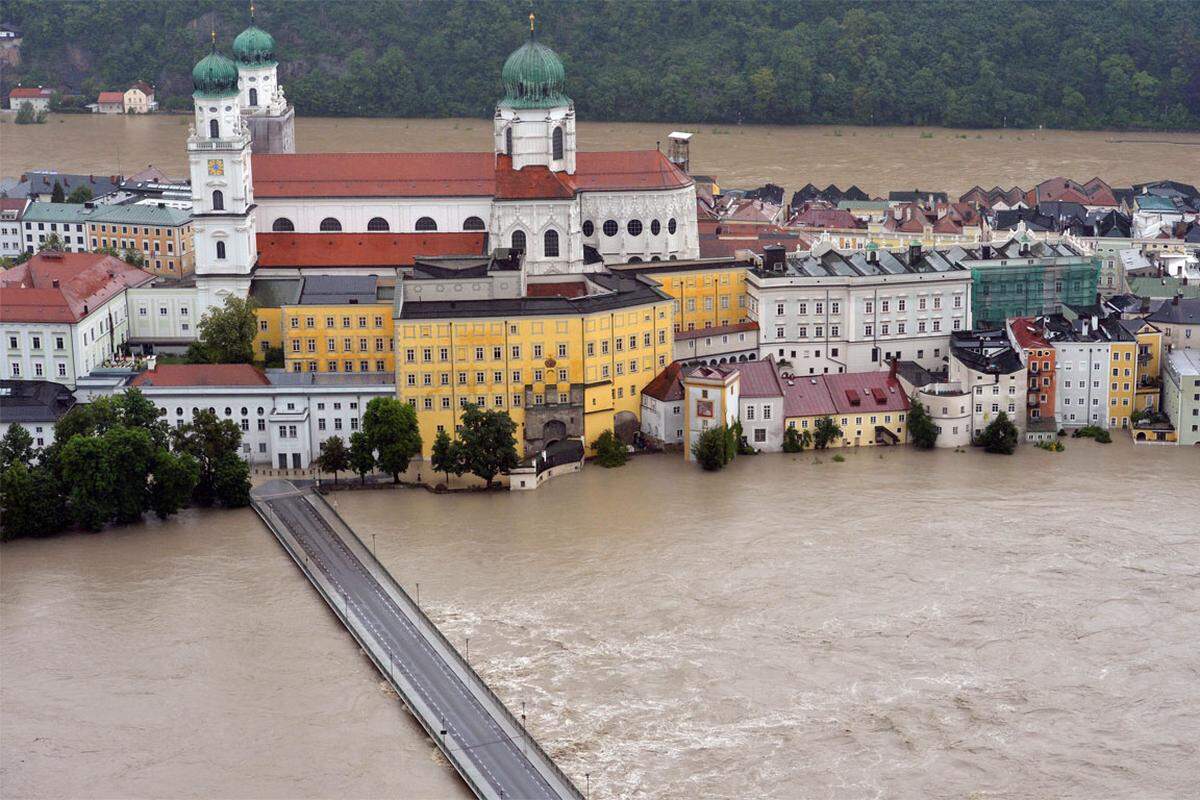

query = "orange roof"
[[824, 372, 910, 414], [97, 91, 125, 104], [1008, 316, 1050, 350], [255, 232, 487, 268], [131, 364, 270, 387], [674, 321, 758, 341], [0, 252, 153, 323], [642, 361, 685, 401], [495, 155, 575, 199], [252, 150, 690, 199], [526, 281, 588, 298], [9, 87, 51, 99]]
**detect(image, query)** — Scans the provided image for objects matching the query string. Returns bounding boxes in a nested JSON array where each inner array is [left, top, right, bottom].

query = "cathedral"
[[186, 13, 700, 313]]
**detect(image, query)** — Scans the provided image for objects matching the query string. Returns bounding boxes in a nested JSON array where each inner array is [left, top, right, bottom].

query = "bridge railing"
[[312, 492, 585, 800], [252, 495, 492, 798]]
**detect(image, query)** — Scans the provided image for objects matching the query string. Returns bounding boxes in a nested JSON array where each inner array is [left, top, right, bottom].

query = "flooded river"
[[4, 441, 1198, 798], [3, 114, 1199, 196]]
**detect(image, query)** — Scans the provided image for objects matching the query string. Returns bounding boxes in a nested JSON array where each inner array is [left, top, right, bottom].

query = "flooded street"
[[4, 441, 1198, 798], [3, 114, 1199, 196]]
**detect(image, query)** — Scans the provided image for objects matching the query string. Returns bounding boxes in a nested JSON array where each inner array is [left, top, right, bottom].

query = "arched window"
[[543, 229, 559, 258], [272, 217, 294, 232], [511, 230, 526, 252], [216, 241, 226, 259], [651, 219, 662, 236], [668, 218, 678, 235], [415, 217, 438, 232], [367, 217, 390, 231], [462, 216, 486, 231], [319, 217, 342, 232], [628, 256, 643, 263], [602, 219, 619, 237], [627, 219, 643, 236], [650, 256, 661, 262], [211, 190, 224, 211], [582, 220, 594, 237], [505, 127, 513, 156], [248, 88, 258, 107], [552, 126, 564, 160], [209, 118, 219, 139]]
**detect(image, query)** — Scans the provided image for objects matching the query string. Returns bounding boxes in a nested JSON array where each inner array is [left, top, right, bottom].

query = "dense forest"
[[3, 0, 1198, 130]]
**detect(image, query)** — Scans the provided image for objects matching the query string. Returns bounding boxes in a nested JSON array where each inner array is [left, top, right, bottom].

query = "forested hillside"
[[3, 0, 1198, 130]]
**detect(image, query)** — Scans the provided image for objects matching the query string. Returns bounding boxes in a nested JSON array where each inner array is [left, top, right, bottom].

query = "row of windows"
[[289, 338, 393, 353], [273, 216, 487, 233], [285, 315, 387, 330], [786, 413, 904, 429], [509, 229, 558, 257], [7, 361, 69, 378], [94, 224, 182, 236], [94, 238, 177, 254], [582, 218, 678, 238], [7, 334, 67, 350], [26, 222, 85, 232], [402, 332, 664, 364], [288, 360, 388, 373]]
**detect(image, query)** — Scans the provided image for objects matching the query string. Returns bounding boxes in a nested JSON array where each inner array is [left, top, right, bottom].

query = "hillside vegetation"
[[4, 0, 1198, 130]]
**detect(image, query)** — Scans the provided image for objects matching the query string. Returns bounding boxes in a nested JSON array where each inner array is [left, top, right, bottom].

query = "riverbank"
[[5, 115, 1199, 195], [4, 443, 1198, 799]]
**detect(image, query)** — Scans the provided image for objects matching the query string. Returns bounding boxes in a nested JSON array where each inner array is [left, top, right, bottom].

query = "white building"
[[80, 364, 395, 469], [0, 252, 153, 387], [673, 322, 759, 366], [0, 197, 27, 259], [20, 202, 90, 253], [948, 330, 1027, 438], [747, 243, 972, 376]]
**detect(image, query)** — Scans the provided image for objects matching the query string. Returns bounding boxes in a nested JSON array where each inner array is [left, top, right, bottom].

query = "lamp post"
[[586, 772, 590, 798], [371, 532, 377, 559]]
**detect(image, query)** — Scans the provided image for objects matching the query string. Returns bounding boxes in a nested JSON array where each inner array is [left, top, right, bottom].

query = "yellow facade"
[[637, 264, 751, 333], [1108, 341, 1137, 428], [254, 306, 284, 359], [271, 304, 396, 375], [1134, 323, 1163, 413], [782, 412, 908, 449], [397, 301, 674, 457], [88, 220, 194, 277]]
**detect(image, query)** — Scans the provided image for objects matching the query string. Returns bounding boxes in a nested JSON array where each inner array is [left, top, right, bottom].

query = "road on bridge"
[[258, 484, 578, 800]]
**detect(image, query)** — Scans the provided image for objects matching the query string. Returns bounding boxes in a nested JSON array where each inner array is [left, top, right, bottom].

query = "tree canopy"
[[456, 404, 519, 487], [361, 397, 422, 483], [190, 296, 258, 365], [4, 0, 1197, 130]]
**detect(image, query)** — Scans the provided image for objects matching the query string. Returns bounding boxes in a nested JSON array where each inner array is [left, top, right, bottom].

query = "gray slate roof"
[[0, 380, 76, 424]]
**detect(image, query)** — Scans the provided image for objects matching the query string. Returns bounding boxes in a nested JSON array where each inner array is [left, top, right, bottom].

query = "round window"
[[582, 220, 594, 237], [602, 220, 619, 237], [627, 219, 643, 236], [668, 218, 678, 235], [651, 219, 661, 236]]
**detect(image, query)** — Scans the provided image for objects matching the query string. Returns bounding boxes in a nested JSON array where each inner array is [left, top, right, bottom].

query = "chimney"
[[888, 357, 898, 380], [1174, 293, 1181, 305], [761, 244, 786, 273], [52, 278, 60, 288], [982, 244, 992, 259], [908, 242, 922, 265]]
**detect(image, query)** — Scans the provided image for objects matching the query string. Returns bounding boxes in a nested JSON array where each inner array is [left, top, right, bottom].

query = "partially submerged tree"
[[456, 404, 518, 487]]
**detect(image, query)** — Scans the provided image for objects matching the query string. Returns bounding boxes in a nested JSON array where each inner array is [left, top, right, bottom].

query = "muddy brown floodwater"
[[2, 115, 1198, 196], [3, 441, 1199, 799]]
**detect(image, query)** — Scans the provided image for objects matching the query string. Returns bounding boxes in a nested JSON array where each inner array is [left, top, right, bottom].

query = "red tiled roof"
[[129, 81, 154, 95], [252, 150, 690, 199], [642, 361, 684, 402], [1032, 177, 1117, 207], [0, 198, 27, 214], [97, 91, 125, 104], [130, 364, 270, 387], [495, 155, 575, 199], [787, 206, 866, 230], [9, 87, 52, 99], [724, 358, 783, 398], [781, 374, 837, 418], [0, 252, 153, 323], [824, 372, 910, 414], [526, 281, 588, 298], [1007, 316, 1050, 350], [674, 321, 758, 341], [255, 232, 487, 268]]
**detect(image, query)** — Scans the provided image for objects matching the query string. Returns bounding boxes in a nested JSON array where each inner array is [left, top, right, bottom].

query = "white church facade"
[[175, 14, 699, 326]]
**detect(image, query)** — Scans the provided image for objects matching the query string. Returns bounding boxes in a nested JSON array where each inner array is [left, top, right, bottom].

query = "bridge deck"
[[251, 480, 581, 800]]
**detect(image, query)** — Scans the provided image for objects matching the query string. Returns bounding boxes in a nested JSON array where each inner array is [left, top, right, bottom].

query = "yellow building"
[[86, 204, 194, 277], [610, 258, 752, 333], [250, 276, 395, 376], [1130, 320, 1163, 414], [1108, 339, 1137, 429], [396, 277, 674, 458]]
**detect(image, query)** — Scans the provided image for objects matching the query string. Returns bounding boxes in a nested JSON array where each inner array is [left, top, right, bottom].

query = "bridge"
[[251, 480, 583, 800]]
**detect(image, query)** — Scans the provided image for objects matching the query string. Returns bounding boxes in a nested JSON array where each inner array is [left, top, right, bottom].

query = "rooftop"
[[674, 321, 759, 342], [824, 371, 910, 414], [130, 364, 270, 388], [1146, 297, 1200, 326], [398, 272, 668, 320], [1167, 348, 1200, 376], [641, 361, 685, 402], [0, 252, 154, 323], [0, 379, 76, 424], [255, 232, 488, 269]]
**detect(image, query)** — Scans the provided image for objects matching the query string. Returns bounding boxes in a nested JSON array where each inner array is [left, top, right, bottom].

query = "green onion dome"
[[233, 25, 276, 65], [192, 50, 240, 97], [500, 38, 569, 109]]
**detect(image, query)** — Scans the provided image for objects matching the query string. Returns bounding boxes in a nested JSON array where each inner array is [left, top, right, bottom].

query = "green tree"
[[100, 426, 156, 524], [50, 181, 66, 203], [172, 408, 247, 506], [317, 435, 350, 484], [361, 397, 422, 483], [195, 296, 258, 364], [980, 411, 1019, 455], [591, 429, 627, 468], [67, 185, 94, 204], [782, 426, 803, 453], [430, 428, 463, 485], [150, 449, 200, 519], [348, 431, 376, 484], [813, 416, 843, 450], [456, 404, 518, 487], [907, 399, 938, 450], [0, 424, 36, 471], [691, 424, 735, 471], [39, 233, 64, 252], [59, 435, 115, 531]]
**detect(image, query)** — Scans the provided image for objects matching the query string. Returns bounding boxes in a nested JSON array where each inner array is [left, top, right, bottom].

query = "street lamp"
[[371, 532, 377, 558]]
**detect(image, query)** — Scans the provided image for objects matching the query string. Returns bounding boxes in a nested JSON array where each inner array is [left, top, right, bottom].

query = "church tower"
[[233, 5, 295, 154], [188, 38, 258, 310], [494, 14, 576, 174]]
